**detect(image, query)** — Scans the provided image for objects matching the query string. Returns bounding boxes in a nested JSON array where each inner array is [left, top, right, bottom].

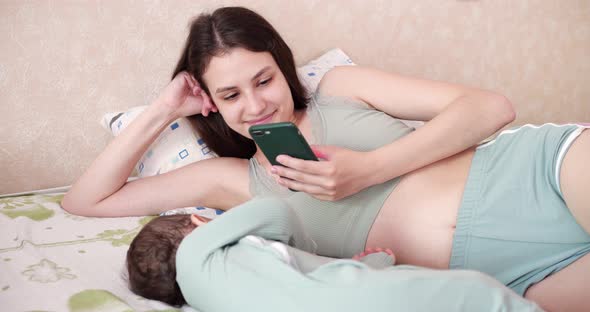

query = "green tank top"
[[249, 92, 414, 258]]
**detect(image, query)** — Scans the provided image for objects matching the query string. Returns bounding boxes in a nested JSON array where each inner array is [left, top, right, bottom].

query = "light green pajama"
[[176, 197, 542, 312], [451, 123, 590, 295]]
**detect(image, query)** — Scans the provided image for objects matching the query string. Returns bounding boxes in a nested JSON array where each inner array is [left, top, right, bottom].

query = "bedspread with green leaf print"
[[0, 191, 200, 311]]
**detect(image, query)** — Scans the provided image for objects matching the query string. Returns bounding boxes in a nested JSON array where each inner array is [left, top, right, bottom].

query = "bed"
[[1, 187, 233, 311], [0, 188, 199, 311]]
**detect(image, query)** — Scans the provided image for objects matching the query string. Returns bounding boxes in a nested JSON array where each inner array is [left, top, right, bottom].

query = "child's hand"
[[352, 247, 395, 263]]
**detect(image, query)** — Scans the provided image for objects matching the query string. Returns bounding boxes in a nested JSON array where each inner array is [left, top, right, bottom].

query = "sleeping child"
[[126, 197, 543, 312]]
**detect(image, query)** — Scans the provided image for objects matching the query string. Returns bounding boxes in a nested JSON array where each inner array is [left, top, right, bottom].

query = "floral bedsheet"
[[0, 191, 201, 311]]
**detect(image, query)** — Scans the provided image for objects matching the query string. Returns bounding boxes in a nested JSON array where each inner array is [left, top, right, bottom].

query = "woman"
[[62, 6, 589, 311]]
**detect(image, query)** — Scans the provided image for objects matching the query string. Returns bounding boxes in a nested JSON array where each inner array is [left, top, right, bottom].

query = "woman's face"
[[202, 48, 296, 139]]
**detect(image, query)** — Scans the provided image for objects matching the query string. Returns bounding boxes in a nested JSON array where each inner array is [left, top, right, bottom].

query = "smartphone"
[[249, 122, 318, 167]]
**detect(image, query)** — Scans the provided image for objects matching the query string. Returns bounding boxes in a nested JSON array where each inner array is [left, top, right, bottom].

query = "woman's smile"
[[247, 111, 275, 125]]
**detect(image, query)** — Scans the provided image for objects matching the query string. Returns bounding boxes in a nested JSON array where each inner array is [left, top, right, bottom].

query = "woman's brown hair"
[[172, 6, 310, 159]]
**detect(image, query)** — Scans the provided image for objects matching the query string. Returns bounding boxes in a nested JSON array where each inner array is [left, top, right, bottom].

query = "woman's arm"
[[318, 65, 515, 185], [61, 72, 248, 217], [272, 65, 514, 200], [61, 101, 175, 216]]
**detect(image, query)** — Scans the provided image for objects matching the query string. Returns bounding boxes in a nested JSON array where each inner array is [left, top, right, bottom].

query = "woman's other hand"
[[156, 71, 217, 118], [271, 145, 377, 201]]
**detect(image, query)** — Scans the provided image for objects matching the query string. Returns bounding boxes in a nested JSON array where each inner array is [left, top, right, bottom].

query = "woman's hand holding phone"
[[155, 71, 217, 119], [249, 122, 376, 200], [271, 145, 375, 201]]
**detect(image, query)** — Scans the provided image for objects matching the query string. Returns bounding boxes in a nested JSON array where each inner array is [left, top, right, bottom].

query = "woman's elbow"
[[61, 194, 92, 217], [498, 94, 516, 124], [488, 93, 516, 127], [60, 195, 78, 215]]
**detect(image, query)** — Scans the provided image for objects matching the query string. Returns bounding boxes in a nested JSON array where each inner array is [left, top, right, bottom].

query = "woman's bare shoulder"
[[316, 66, 368, 102]]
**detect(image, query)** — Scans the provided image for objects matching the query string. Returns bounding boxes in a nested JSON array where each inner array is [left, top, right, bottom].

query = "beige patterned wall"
[[1, 0, 589, 194]]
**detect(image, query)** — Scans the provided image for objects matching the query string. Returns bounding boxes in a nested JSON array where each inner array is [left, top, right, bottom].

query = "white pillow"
[[101, 107, 216, 177], [296, 48, 355, 92]]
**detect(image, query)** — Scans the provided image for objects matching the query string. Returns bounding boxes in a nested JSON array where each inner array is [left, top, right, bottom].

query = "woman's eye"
[[224, 93, 238, 101], [222, 78, 271, 101], [259, 78, 272, 86]]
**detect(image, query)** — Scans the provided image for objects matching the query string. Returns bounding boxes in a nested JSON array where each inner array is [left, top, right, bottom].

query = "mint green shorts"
[[450, 123, 590, 296]]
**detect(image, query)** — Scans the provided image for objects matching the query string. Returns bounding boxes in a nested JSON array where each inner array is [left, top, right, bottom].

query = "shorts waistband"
[[449, 146, 489, 270]]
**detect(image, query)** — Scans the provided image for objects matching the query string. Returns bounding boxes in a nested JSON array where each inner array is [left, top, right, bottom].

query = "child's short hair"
[[126, 214, 196, 306]]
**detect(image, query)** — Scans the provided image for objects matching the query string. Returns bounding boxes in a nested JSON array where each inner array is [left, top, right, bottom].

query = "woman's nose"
[[246, 93, 266, 114]]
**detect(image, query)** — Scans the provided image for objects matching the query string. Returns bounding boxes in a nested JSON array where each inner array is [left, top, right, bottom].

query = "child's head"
[[126, 214, 204, 306]]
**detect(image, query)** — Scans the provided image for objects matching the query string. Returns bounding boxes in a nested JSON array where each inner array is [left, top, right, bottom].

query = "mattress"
[[0, 187, 217, 311]]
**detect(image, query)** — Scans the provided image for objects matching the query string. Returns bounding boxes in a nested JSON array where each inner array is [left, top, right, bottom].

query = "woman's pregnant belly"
[[365, 147, 476, 269]]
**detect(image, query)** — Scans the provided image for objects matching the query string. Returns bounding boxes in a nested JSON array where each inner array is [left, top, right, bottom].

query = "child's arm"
[[175, 197, 316, 310], [177, 197, 316, 266]]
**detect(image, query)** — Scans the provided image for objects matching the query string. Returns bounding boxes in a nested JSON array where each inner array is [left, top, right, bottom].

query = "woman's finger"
[[204, 93, 216, 111], [201, 92, 215, 116], [185, 74, 203, 95], [277, 177, 327, 195], [194, 86, 203, 96], [275, 155, 327, 174], [183, 74, 196, 90], [271, 165, 326, 186], [187, 73, 198, 86], [210, 99, 218, 112]]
